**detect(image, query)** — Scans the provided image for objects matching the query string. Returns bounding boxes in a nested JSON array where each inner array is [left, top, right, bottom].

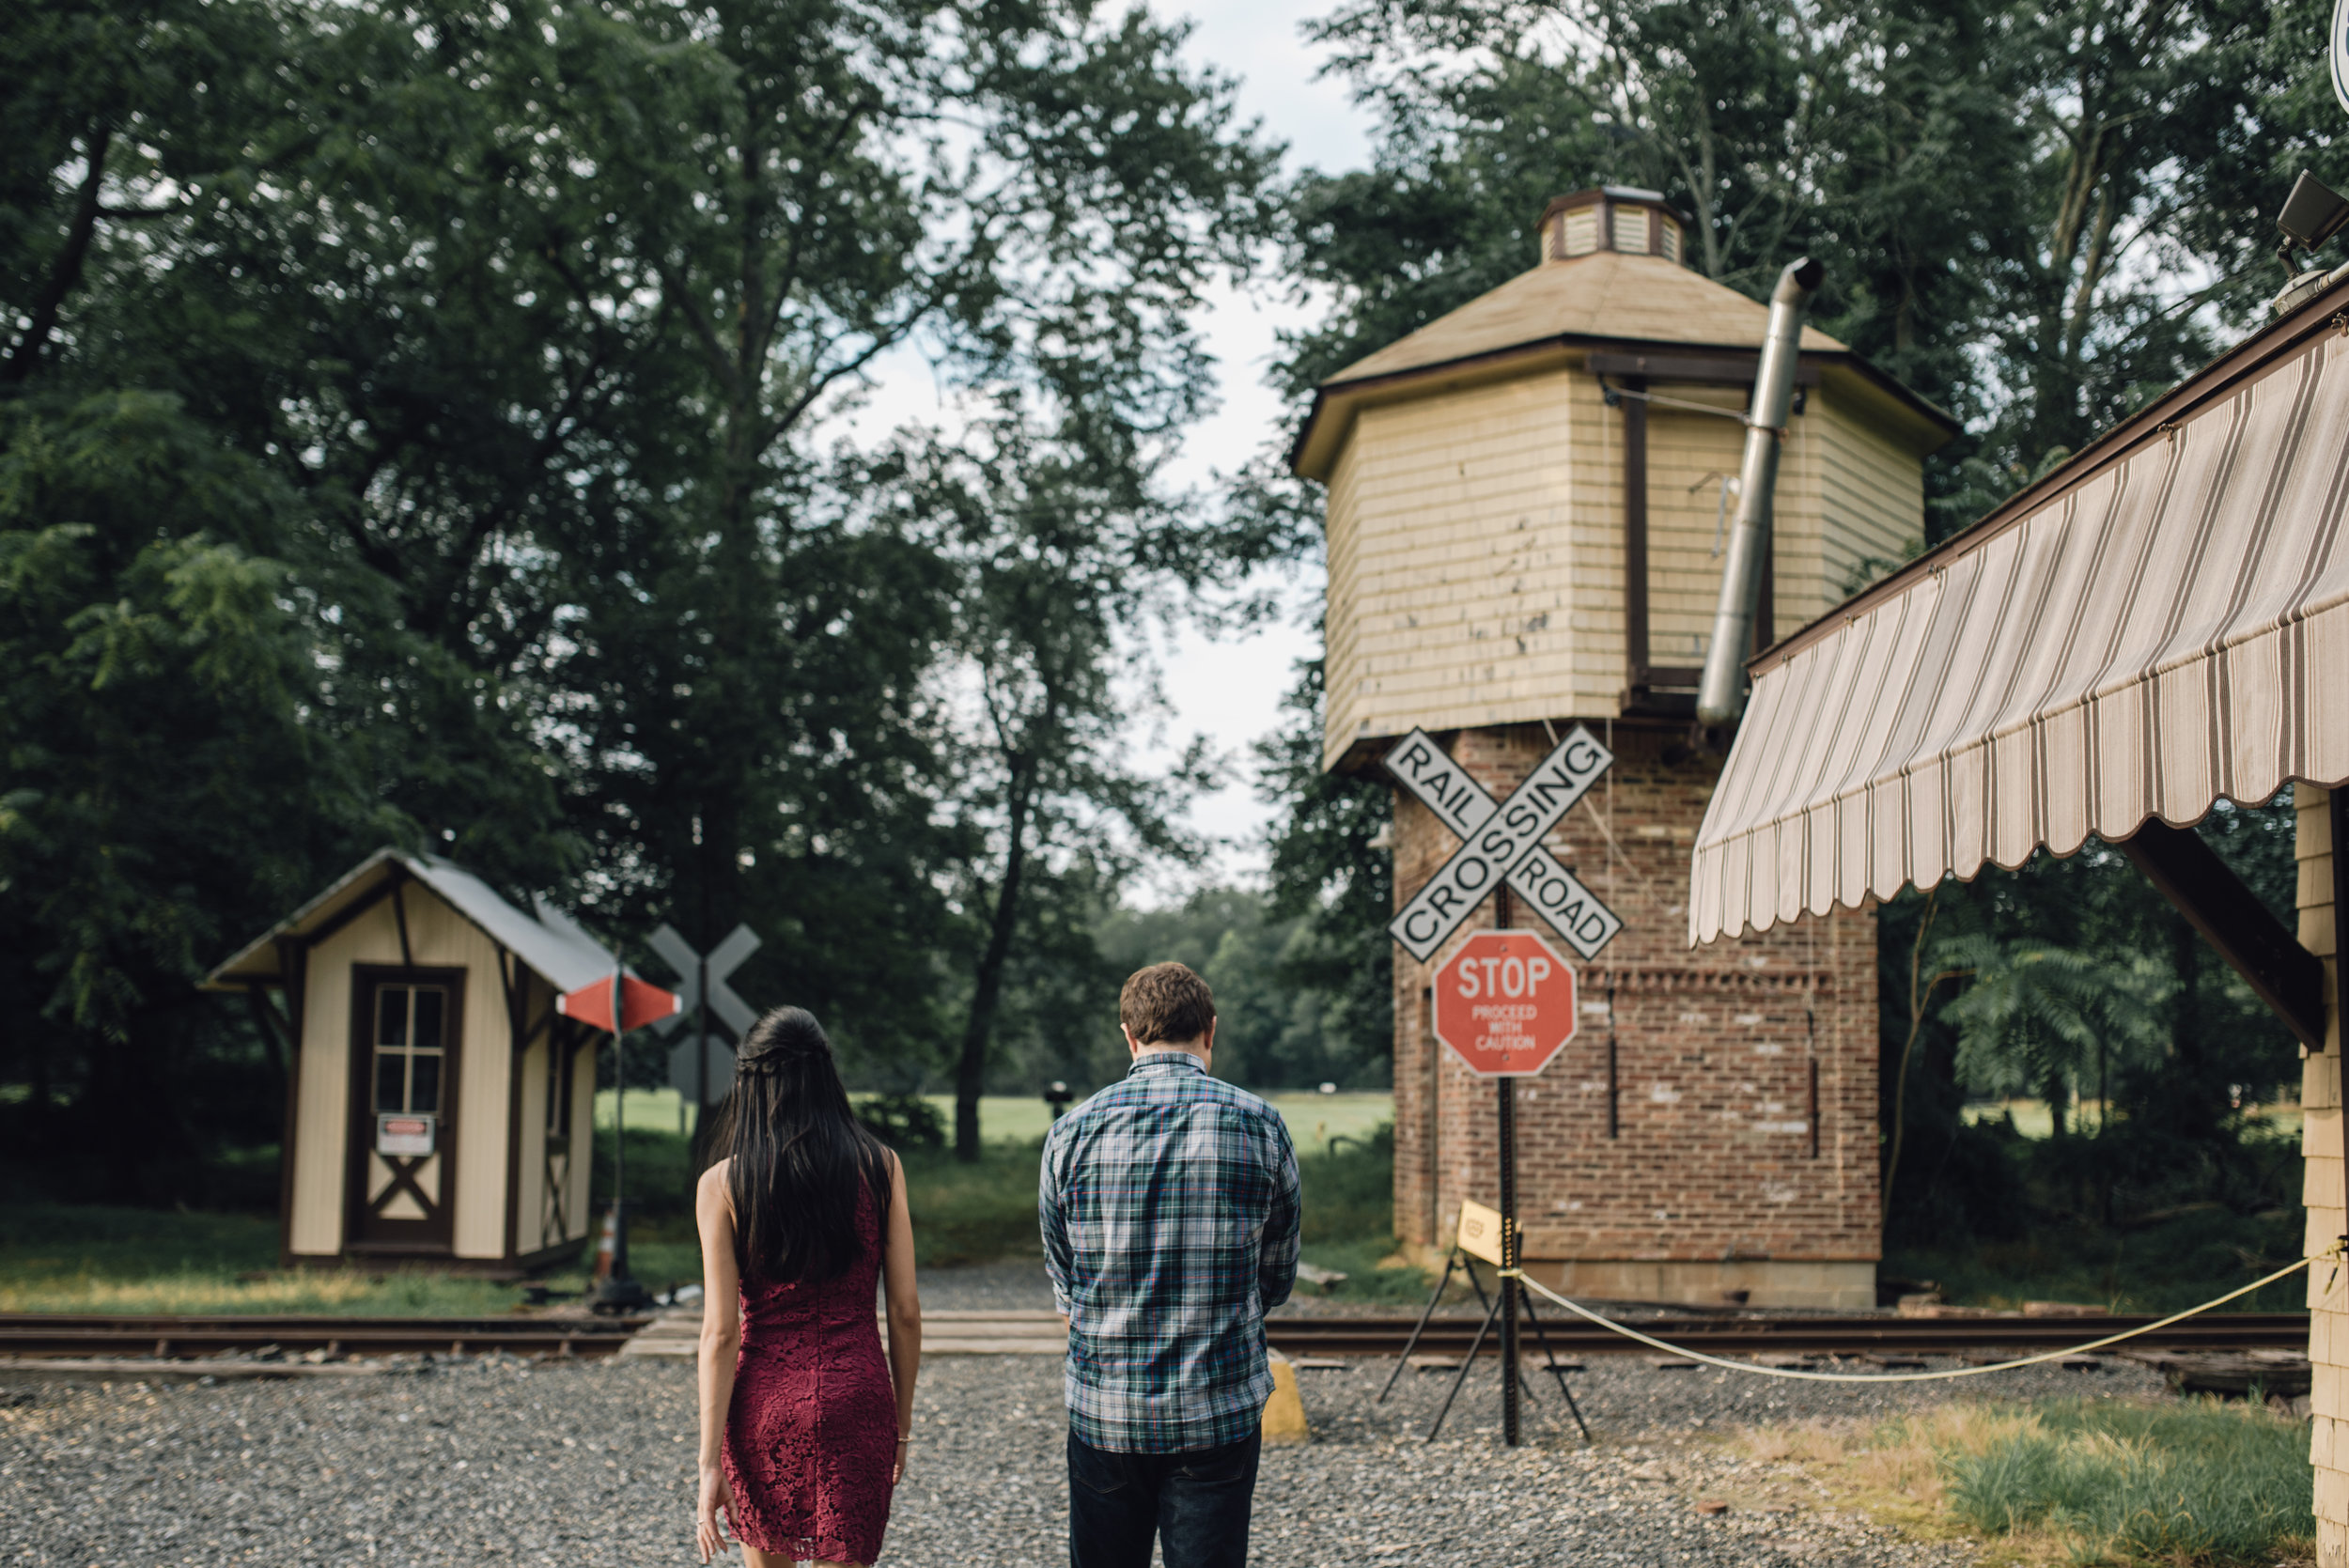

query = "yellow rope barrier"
[[1502, 1249, 2326, 1385]]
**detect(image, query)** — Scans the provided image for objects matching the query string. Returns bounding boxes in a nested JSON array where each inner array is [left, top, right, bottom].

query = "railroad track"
[[0, 1312, 650, 1361], [0, 1310, 2310, 1365], [1262, 1312, 2310, 1358]]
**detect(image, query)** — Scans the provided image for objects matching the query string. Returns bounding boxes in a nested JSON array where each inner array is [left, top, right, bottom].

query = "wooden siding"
[[286, 886, 517, 1261], [1322, 353, 1928, 768], [1323, 368, 1584, 768], [1814, 384, 1925, 599], [288, 912, 364, 1256]]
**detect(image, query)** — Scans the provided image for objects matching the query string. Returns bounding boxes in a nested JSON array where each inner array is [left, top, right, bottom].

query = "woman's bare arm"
[[880, 1151, 921, 1483], [693, 1160, 742, 1563]]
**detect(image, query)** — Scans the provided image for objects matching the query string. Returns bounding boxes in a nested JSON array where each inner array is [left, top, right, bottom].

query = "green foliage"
[[857, 1093, 949, 1152], [1095, 886, 1393, 1092], [1878, 794, 2300, 1251], [1886, 1198, 2307, 1314], [1297, 1121, 1396, 1245], [0, 0, 1283, 1200], [1252, 660, 1393, 1073], [1938, 1398, 2313, 1564]]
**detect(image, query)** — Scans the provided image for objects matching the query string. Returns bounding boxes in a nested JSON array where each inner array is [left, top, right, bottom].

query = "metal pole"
[[1378, 1249, 1460, 1405], [1425, 1277, 1503, 1443], [1499, 1074, 1519, 1447], [611, 975, 629, 1281]]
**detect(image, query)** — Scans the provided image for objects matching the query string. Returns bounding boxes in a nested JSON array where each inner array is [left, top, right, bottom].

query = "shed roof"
[[1289, 250, 1958, 480], [1688, 267, 2349, 948], [204, 848, 614, 993]]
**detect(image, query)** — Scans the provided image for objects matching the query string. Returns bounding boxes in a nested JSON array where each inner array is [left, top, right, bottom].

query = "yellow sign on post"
[[1456, 1200, 1509, 1267]]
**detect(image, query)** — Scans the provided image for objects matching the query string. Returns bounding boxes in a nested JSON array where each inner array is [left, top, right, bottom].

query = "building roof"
[[1289, 249, 1958, 480], [1688, 266, 2349, 949], [204, 848, 615, 993]]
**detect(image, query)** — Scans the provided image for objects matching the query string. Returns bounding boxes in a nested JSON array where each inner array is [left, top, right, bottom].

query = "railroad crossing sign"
[[1432, 929, 1579, 1077], [648, 923, 760, 1105], [1383, 726, 1623, 962]]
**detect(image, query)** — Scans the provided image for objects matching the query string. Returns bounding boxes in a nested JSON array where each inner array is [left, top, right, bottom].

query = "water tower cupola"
[[1540, 186, 1688, 266]]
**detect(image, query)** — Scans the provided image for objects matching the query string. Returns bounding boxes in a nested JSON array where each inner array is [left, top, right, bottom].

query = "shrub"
[[858, 1093, 948, 1150]]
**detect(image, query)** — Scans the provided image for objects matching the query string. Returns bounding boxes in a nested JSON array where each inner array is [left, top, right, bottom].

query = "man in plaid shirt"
[[1040, 961, 1301, 1568]]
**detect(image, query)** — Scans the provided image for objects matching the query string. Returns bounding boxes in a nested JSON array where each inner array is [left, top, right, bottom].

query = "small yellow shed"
[[205, 850, 611, 1273]]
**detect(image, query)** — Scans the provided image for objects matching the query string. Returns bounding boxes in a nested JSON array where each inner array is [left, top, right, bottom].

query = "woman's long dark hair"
[[720, 1006, 892, 1284]]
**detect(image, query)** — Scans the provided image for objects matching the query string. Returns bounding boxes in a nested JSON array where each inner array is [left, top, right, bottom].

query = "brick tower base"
[[1389, 722, 1880, 1311]]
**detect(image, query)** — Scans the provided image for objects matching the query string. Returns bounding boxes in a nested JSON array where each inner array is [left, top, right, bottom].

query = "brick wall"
[[2300, 786, 2344, 1564], [1390, 722, 1880, 1290]]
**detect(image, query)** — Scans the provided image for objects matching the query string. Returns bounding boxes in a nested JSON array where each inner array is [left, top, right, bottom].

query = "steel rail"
[[0, 1313, 650, 1360]]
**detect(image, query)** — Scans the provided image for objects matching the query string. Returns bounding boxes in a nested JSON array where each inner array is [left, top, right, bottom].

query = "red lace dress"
[[723, 1187, 898, 1564]]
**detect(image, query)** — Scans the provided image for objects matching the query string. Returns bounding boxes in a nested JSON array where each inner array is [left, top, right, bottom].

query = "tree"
[[1, 0, 1285, 1195], [1254, 657, 1394, 1074], [912, 410, 1237, 1159], [0, 392, 382, 1201]]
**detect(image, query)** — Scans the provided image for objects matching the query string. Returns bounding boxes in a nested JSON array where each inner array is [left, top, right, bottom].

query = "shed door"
[[348, 968, 463, 1252]]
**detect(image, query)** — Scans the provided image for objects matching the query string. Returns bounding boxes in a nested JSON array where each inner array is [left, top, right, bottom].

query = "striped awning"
[[1690, 286, 2349, 946]]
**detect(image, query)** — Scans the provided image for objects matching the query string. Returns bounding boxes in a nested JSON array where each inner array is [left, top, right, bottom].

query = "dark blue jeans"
[[1066, 1428, 1260, 1568]]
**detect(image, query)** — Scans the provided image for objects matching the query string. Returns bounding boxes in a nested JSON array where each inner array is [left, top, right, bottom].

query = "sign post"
[[1384, 726, 1615, 1449], [557, 972, 680, 1292], [1431, 924, 1578, 1446]]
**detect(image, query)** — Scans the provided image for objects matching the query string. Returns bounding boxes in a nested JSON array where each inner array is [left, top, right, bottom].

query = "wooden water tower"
[[1293, 187, 1957, 1308]]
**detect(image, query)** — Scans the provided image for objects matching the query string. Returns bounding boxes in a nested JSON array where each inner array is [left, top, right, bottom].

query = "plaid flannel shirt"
[[1039, 1050, 1301, 1453]]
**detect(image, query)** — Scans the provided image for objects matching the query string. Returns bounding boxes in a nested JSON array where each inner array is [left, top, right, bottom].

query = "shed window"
[[374, 985, 448, 1115], [1659, 220, 1681, 263]]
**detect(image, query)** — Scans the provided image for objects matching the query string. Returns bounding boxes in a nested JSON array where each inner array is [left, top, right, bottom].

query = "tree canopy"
[[1, 0, 1282, 1197]]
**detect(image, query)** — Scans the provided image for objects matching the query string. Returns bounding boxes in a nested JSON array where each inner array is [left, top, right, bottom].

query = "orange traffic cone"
[[592, 1203, 618, 1283]]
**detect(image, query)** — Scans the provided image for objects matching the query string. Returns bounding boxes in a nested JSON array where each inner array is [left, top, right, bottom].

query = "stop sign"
[[1433, 929, 1578, 1077]]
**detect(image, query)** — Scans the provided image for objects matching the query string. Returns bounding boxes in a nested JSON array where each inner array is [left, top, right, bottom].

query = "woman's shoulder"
[[698, 1157, 733, 1199]]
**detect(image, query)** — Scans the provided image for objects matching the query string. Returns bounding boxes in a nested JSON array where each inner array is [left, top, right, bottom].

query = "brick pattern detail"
[[2299, 786, 2345, 1565], [1389, 723, 1880, 1271]]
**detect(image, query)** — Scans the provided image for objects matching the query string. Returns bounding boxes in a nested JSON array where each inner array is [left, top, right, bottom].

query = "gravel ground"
[[0, 1335, 2176, 1567], [915, 1261, 1058, 1312]]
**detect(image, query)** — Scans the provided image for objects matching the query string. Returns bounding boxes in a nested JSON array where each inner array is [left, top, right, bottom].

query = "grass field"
[[1742, 1396, 2313, 1565], [2, 1104, 1416, 1312], [596, 1088, 1395, 1152]]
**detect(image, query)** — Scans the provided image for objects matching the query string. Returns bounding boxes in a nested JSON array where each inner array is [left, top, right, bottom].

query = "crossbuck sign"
[[649, 923, 760, 1106], [1384, 726, 1624, 963]]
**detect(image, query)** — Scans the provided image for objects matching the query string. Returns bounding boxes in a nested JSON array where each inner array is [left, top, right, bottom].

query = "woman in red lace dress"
[[694, 1008, 921, 1566]]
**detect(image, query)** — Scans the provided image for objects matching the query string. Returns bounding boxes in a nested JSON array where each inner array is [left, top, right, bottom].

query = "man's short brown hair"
[[1120, 962, 1216, 1047]]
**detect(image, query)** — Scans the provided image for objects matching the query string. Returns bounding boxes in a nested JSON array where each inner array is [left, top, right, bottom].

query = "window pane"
[[378, 987, 410, 1048], [412, 987, 445, 1048], [546, 1048, 566, 1135], [411, 1052, 442, 1115], [377, 1051, 405, 1113]]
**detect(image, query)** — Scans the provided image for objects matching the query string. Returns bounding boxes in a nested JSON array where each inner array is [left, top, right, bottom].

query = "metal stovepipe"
[[1694, 256, 1825, 725]]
